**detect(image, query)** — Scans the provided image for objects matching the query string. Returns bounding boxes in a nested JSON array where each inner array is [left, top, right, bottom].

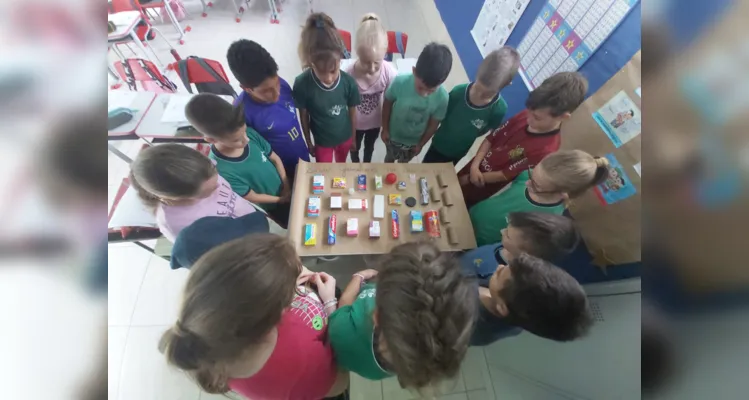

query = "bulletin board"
[[517, 0, 640, 89], [288, 161, 478, 257], [561, 51, 641, 265]]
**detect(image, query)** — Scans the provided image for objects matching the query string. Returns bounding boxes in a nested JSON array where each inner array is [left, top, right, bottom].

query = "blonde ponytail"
[[537, 150, 610, 197], [355, 13, 388, 57]]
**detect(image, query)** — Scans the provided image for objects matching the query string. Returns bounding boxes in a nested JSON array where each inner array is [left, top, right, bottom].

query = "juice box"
[[357, 174, 367, 191], [307, 196, 321, 217], [312, 174, 324, 193], [410, 210, 423, 232], [304, 223, 316, 246]]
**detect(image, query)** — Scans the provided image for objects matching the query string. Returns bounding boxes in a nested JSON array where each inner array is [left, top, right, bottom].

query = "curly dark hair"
[[226, 39, 279, 89], [376, 242, 477, 390]]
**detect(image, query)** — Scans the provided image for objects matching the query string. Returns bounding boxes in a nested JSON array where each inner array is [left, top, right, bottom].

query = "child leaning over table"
[[381, 42, 452, 163], [185, 93, 291, 228], [328, 242, 476, 392], [424, 46, 520, 166], [459, 212, 591, 345]]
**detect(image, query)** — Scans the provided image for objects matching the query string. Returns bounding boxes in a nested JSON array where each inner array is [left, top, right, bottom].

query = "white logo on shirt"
[[285, 102, 295, 114], [329, 105, 345, 116], [357, 288, 376, 299], [261, 153, 268, 162], [267, 121, 274, 130], [471, 119, 487, 130]]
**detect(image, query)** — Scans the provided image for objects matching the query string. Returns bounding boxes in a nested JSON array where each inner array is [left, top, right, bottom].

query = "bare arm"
[[470, 138, 492, 170], [381, 98, 394, 142], [299, 108, 314, 155], [338, 275, 365, 307], [482, 170, 509, 184], [269, 152, 290, 200], [243, 190, 282, 205], [414, 117, 441, 154], [348, 107, 358, 151]]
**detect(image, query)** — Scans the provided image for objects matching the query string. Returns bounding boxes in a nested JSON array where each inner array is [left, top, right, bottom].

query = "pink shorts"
[[315, 137, 353, 163]]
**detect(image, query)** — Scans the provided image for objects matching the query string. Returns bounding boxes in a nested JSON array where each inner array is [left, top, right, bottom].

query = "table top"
[[108, 11, 141, 41], [288, 161, 477, 256], [135, 93, 234, 139], [108, 90, 156, 137]]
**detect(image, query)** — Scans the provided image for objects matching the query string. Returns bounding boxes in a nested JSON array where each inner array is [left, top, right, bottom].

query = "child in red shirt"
[[458, 72, 588, 208], [159, 234, 348, 400]]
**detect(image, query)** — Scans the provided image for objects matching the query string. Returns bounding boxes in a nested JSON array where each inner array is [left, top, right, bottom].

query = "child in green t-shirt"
[[424, 47, 520, 166], [381, 42, 451, 163], [328, 242, 477, 389], [470, 150, 611, 246], [185, 93, 290, 228], [293, 12, 361, 163]]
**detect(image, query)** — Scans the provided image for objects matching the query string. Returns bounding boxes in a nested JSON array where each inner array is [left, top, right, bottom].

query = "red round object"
[[385, 173, 397, 185]]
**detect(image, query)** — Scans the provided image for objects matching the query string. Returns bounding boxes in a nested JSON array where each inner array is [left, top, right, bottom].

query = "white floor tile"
[[131, 255, 190, 326], [108, 326, 130, 400], [489, 365, 576, 400], [350, 373, 383, 400], [118, 325, 202, 400], [108, 245, 150, 326], [467, 389, 492, 400], [461, 347, 494, 396]]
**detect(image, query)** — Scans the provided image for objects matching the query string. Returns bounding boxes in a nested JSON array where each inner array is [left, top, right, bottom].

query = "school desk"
[[135, 93, 234, 143]]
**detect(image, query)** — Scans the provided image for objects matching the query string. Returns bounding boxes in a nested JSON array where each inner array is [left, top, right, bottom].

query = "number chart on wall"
[[517, 0, 639, 89]]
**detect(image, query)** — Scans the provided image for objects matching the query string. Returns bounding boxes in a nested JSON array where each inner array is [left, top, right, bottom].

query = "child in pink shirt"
[[346, 13, 398, 162], [129, 144, 256, 242], [159, 234, 349, 400]]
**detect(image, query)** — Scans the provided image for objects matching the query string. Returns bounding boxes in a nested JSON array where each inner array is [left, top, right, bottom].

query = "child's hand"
[[381, 129, 390, 144], [313, 272, 337, 304], [350, 140, 358, 152], [355, 269, 379, 281], [469, 167, 485, 187], [280, 181, 291, 200], [307, 142, 316, 157], [297, 266, 315, 285]]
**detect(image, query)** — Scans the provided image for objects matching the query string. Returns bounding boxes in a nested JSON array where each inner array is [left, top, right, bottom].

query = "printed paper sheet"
[[592, 90, 641, 148], [516, 0, 639, 89], [471, 0, 531, 57]]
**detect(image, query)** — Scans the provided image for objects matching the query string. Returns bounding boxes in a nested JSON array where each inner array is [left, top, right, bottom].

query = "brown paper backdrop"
[[561, 51, 642, 265], [288, 161, 478, 256]]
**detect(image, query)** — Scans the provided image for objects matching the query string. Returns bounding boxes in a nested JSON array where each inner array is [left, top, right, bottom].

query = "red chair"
[[108, 0, 180, 67], [338, 29, 352, 58], [114, 58, 178, 93], [139, 0, 192, 44], [386, 31, 408, 62], [169, 56, 237, 97]]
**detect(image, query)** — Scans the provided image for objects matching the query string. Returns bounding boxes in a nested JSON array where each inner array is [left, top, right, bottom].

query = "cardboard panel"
[[289, 161, 477, 256], [561, 51, 642, 265]]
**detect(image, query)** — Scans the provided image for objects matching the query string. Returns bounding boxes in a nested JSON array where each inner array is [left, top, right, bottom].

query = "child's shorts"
[[384, 141, 415, 163]]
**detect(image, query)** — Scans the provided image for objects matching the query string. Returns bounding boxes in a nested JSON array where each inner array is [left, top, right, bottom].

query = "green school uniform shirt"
[[384, 74, 449, 146], [210, 127, 282, 211], [292, 69, 361, 147], [469, 170, 566, 246], [431, 83, 507, 159], [328, 284, 393, 380]]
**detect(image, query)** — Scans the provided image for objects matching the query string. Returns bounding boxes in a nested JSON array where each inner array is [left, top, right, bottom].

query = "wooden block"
[[442, 191, 454, 206], [447, 227, 459, 245], [439, 207, 450, 224], [430, 187, 441, 202], [436, 174, 448, 188]]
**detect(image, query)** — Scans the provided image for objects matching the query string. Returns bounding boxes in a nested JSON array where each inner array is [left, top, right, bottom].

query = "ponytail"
[[159, 323, 231, 394], [538, 150, 610, 198], [355, 13, 388, 56], [591, 157, 610, 187], [298, 12, 344, 69]]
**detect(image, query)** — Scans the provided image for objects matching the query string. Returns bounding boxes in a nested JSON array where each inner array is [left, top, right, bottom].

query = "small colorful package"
[[388, 194, 402, 205], [330, 194, 342, 209], [307, 196, 321, 217], [369, 221, 381, 238], [357, 174, 367, 191], [410, 210, 423, 232], [348, 198, 368, 210], [397, 181, 407, 190], [346, 218, 359, 236], [332, 177, 347, 189], [304, 223, 316, 246], [391, 210, 400, 238], [375, 175, 383, 190], [327, 215, 337, 245], [312, 174, 325, 194]]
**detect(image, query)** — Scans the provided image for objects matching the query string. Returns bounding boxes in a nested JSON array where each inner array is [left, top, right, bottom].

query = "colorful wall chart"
[[516, 0, 639, 89], [593, 153, 637, 205], [471, 0, 531, 57]]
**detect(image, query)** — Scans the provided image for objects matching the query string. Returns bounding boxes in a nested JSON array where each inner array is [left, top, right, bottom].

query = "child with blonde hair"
[[293, 12, 361, 163], [469, 149, 609, 246], [345, 13, 398, 162]]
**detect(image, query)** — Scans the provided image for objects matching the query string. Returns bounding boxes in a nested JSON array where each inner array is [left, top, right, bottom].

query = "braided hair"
[[375, 242, 478, 391]]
